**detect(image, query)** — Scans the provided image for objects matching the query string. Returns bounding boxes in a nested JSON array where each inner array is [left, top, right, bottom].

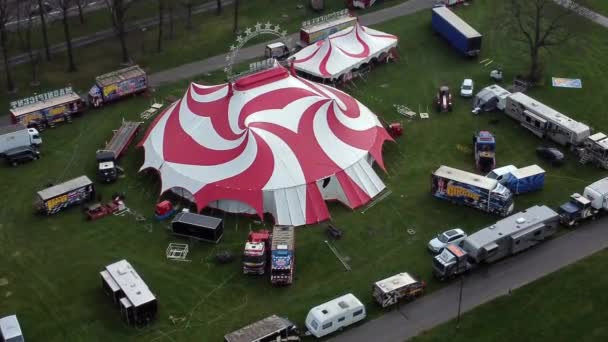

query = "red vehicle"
[[243, 230, 272, 275], [436, 86, 453, 112], [86, 200, 122, 221]]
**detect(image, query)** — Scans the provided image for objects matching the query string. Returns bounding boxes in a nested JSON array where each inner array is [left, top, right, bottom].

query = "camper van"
[[305, 293, 366, 338]]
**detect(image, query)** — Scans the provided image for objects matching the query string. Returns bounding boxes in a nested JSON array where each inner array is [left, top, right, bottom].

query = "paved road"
[[328, 217, 608, 342], [150, 0, 438, 86], [554, 0, 608, 28]]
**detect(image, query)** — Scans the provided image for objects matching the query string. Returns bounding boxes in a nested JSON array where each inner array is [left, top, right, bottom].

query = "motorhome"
[[305, 294, 366, 338]]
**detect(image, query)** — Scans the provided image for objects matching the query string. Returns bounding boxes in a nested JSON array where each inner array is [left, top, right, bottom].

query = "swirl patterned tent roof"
[[293, 22, 398, 80], [139, 65, 392, 226]]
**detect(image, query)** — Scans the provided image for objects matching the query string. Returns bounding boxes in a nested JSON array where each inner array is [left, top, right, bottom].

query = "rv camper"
[[170, 211, 224, 243], [372, 272, 426, 308], [100, 259, 157, 327], [224, 315, 300, 342], [577, 132, 608, 169], [432, 205, 559, 280], [504, 92, 591, 146], [305, 294, 366, 338]]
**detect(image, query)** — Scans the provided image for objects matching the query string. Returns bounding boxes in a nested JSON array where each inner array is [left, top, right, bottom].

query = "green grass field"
[[412, 248, 608, 342], [585, 0, 608, 17], [1, 1, 608, 341]]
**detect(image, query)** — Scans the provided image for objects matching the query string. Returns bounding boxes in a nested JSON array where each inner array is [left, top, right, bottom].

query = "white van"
[[305, 293, 366, 338]]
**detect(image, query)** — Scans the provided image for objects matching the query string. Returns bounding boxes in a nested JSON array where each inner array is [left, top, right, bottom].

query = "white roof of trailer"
[[587, 177, 608, 195], [0, 315, 22, 339], [224, 315, 294, 342], [307, 294, 363, 322], [478, 84, 511, 98], [104, 259, 155, 307], [508, 92, 590, 135], [466, 205, 558, 249], [487, 165, 517, 178], [10, 92, 81, 117], [432, 6, 482, 39], [266, 42, 286, 49], [302, 16, 356, 33], [374, 272, 417, 294], [589, 132, 608, 149], [434, 165, 497, 191], [512, 165, 545, 178], [36, 175, 93, 201]]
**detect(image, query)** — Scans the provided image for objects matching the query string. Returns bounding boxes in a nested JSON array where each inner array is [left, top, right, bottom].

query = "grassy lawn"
[[1, 0, 408, 111], [1, 0, 607, 341], [412, 248, 608, 342], [585, 0, 608, 17]]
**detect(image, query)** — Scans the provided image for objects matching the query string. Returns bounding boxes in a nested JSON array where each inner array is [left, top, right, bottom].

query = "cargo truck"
[[9, 87, 85, 130], [431, 165, 514, 216], [35, 175, 95, 215], [270, 226, 295, 286], [96, 121, 141, 182], [431, 6, 482, 56], [473, 131, 496, 173], [558, 177, 608, 227], [432, 205, 560, 280], [1, 124, 42, 166], [242, 229, 271, 275], [486, 164, 545, 195], [88, 65, 148, 108]]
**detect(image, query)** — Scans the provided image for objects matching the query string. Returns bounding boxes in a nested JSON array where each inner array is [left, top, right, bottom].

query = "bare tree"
[[17, 0, 41, 86], [105, 0, 136, 65], [508, 0, 584, 82], [157, 0, 164, 52], [37, 0, 51, 61], [54, 0, 77, 71], [168, 1, 174, 39], [0, 0, 16, 92], [182, 0, 193, 30], [76, 0, 85, 24], [216, 0, 222, 15]]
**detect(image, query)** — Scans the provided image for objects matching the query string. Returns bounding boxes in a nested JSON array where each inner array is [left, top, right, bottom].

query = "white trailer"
[[0, 124, 42, 155], [558, 177, 608, 226], [504, 92, 591, 146], [305, 294, 366, 338], [577, 132, 608, 169], [372, 272, 425, 308], [472, 84, 511, 114]]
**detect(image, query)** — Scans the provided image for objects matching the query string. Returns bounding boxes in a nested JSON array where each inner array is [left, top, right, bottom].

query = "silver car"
[[427, 228, 467, 253]]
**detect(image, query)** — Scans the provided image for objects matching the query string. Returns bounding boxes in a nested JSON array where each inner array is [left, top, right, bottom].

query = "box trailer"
[[96, 121, 141, 182], [558, 177, 608, 227], [372, 272, 426, 308], [35, 175, 95, 215], [433, 205, 559, 280], [431, 6, 482, 56], [170, 211, 224, 243], [9, 87, 85, 130], [0, 315, 24, 342], [431, 165, 514, 216], [504, 92, 591, 146], [88, 65, 148, 107], [0, 124, 42, 155], [270, 226, 295, 286], [305, 294, 366, 338], [224, 315, 300, 342], [298, 11, 357, 47], [486, 164, 545, 195], [101, 259, 157, 327]]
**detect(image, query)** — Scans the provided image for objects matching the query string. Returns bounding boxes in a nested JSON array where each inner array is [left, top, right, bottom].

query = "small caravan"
[[305, 293, 366, 338]]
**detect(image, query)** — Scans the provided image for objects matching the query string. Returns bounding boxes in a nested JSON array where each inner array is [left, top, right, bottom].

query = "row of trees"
[[0, 0, 588, 93], [0, 0, 228, 93]]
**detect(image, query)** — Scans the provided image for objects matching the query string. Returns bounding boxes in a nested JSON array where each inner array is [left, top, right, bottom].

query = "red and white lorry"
[[242, 229, 271, 275]]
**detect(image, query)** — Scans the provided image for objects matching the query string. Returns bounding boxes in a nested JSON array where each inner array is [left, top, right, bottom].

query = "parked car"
[[427, 228, 467, 253], [460, 79, 474, 98], [4, 145, 40, 166], [536, 146, 565, 166]]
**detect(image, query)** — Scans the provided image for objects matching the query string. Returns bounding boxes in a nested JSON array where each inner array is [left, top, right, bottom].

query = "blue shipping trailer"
[[431, 6, 482, 56], [431, 166, 514, 216], [487, 165, 545, 195]]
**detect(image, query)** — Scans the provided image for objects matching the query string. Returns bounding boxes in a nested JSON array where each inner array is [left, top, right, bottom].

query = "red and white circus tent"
[[292, 22, 398, 81], [139, 64, 393, 227]]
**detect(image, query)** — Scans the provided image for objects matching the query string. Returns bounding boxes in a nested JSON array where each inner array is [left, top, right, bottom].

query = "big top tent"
[[139, 63, 393, 227], [292, 22, 398, 81]]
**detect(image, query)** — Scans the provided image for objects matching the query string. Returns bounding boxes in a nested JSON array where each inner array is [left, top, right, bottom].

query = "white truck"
[[0, 124, 42, 154], [558, 177, 608, 227], [432, 205, 560, 280]]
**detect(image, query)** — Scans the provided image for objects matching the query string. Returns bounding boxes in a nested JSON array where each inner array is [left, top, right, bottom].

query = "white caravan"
[[305, 293, 366, 338]]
